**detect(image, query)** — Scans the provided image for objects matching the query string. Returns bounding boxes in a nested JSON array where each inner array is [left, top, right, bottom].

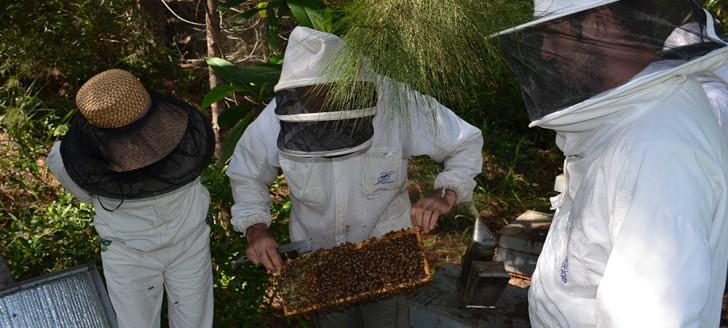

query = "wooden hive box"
[[275, 228, 432, 316]]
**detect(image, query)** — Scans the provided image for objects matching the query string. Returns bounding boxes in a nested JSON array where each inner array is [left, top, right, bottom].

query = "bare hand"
[[411, 189, 457, 234], [245, 223, 284, 273]]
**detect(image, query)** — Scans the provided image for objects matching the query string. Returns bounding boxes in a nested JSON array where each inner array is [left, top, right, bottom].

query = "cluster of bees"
[[275, 229, 432, 316]]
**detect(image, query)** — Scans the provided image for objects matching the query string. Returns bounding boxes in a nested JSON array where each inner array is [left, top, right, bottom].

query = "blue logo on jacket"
[[375, 171, 396, 185]]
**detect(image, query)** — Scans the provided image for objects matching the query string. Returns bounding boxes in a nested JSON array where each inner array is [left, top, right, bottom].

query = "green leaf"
[[309, 7, 333, 32], [201, 84, 248, 110], [257, 1, 269, 18], [268, 55, 284, 65], [286, 0, 329, 30], [286, 2, 313, 28], [230, 7, 263, 27], [205, 57, 281, 99], [265, 7, 280, 52], [218, 112, 256, 167], [218, 102, 252, 129]]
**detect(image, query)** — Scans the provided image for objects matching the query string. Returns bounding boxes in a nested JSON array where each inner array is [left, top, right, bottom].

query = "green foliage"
[[203, 57, 282, 165], [0, 79, 98, 280], [317, 0, 532, 117], [1, 194, 98, 280], [206, 57, 281, 98], [287, 0, 334, 31], [0, 0, 182, 101], [202, 166, 296, 325], [0, 79, 70, 184], [706, 0, 728, 31], [220, 0, 330, 54], [220, 112, 257, 167]]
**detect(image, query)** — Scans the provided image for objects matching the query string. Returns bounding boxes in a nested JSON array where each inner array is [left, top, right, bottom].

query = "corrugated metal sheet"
[[0, 264, 116, 328]]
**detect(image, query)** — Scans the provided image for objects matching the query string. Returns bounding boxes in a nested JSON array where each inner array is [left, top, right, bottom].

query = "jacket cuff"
[[434, 171, 476, 204], [47, 141, 93, 203], [231, 212, 273, 237]]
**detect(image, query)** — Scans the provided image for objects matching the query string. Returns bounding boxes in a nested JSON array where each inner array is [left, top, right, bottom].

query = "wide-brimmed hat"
[[60, 69, 213, 199], [496, 0, 620, 36]]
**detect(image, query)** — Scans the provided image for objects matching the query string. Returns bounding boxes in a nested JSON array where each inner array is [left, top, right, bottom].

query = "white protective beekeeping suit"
[[46, 69, 214, 328], [48, 151, 214, 328], [227, 26, 483, 250], [497, 0, 728, 326]]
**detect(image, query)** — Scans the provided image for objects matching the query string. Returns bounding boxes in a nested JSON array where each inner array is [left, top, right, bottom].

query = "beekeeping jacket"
[[227, 27, 483, 249], [497, 1, 728, 326], [47, 143, 213, 328], [527, 49, 728, 328], [48, 142, 211, 253]]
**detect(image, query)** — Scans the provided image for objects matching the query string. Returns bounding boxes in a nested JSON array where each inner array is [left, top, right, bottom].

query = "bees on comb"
[[275, 228, 432, 316]]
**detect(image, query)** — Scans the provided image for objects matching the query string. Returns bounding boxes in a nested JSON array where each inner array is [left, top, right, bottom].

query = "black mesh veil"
[[498, 0, 727, 121], [60, 92, 214, 199], [275, 82, 378, 157], [277, 118, 375, 156]]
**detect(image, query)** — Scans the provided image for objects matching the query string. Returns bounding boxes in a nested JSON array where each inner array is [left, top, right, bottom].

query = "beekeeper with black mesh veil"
[[227, 26, 483, 326], [47, 69, 215, 328], [496, 0, 728, 326]]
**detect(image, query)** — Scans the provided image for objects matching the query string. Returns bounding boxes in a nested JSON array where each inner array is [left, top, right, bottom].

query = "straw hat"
[[60, 69, 214, 199], [72, 69, 189, 172]]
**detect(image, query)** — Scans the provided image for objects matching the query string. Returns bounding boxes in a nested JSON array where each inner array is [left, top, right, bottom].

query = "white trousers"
[[101, 224, 213, 328]]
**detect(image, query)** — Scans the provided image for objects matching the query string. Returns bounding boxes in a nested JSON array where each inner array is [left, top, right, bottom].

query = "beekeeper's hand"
[[411, 188, 457, 234], [245, 223, 284, 273]]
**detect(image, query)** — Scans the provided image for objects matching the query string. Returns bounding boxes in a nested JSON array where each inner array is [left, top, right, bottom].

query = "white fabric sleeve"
[[595, 141, 713, 327], [400, 90, 484, 203], [46, 141, 93, 203], [226, 103, 281, 236]]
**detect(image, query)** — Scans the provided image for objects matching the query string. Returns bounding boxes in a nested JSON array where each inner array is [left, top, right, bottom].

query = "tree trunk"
[[205, 0, 225, 157]]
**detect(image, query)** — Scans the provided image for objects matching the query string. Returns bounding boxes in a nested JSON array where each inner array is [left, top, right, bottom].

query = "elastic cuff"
[[232, 213, 272, 237], [434, 175, 476, 204]]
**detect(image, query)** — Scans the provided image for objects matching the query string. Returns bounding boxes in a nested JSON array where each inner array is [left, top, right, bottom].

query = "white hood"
[[274, 27, 361, 91]]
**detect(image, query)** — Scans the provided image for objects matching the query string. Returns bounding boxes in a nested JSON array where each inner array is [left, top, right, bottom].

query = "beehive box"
[[275, 229, 432, 316], [0, 263, 116, 328]]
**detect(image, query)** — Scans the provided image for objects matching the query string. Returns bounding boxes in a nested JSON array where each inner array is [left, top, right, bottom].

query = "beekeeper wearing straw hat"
[[47, 69, 215, 328], [496, 0, 728, 326], [227, 26, 483, 326]]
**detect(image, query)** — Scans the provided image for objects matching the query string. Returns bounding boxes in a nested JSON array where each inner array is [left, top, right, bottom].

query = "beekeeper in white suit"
[[47, 69, 215, 328], [227, 26, 483, 326], [496, 0, 728, 326]]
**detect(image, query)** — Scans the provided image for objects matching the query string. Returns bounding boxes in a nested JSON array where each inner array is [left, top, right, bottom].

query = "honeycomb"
[[275, 229, 431, 316]]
